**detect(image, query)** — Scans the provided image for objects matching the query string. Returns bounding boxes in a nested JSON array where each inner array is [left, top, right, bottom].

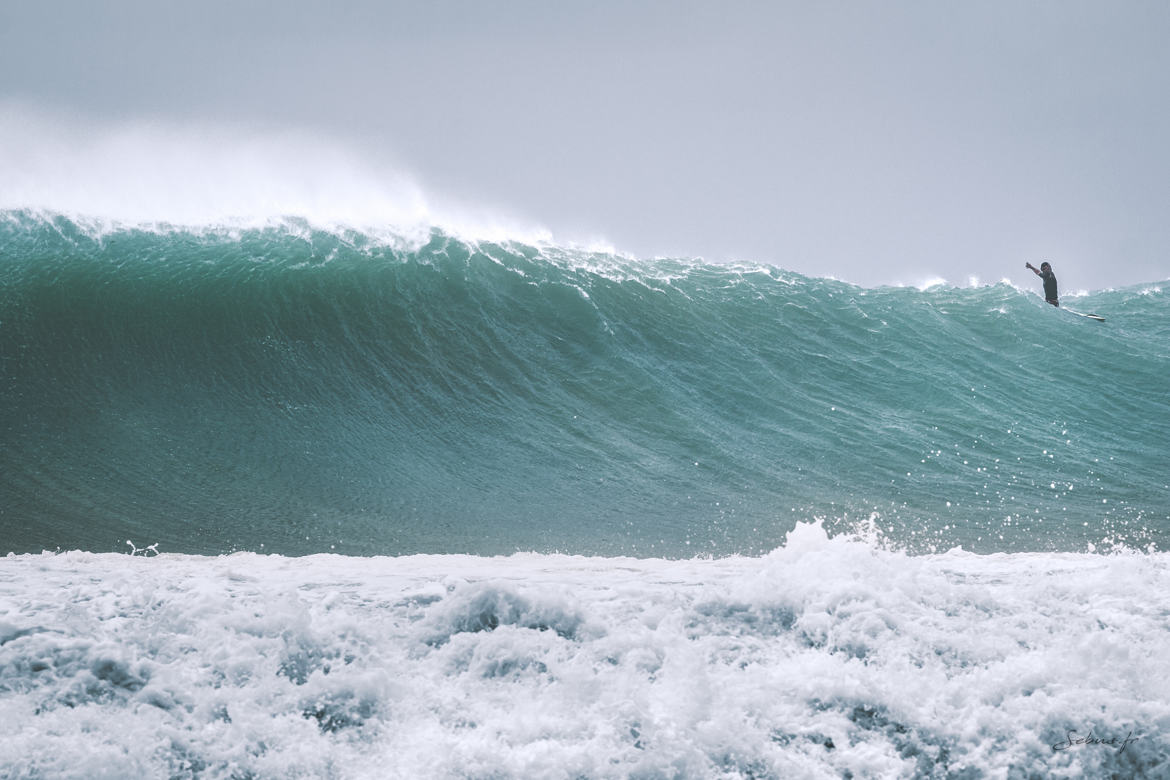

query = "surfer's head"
[[1040, 262, 1051, 272]]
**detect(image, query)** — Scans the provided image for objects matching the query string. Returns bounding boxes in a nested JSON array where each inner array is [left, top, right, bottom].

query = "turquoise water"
[[4, 210, 1170, 779], [2, 210, 1168, 556]]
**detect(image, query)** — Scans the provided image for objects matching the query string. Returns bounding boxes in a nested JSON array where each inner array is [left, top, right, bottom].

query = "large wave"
[[2, 211, 1167, 556]]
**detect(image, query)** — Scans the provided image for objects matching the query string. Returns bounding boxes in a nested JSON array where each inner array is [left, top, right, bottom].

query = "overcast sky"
[[3, 1, 1168, 290]]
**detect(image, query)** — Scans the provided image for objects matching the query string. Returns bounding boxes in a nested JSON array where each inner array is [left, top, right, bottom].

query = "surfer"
[[1026, 261, 1059, 306]]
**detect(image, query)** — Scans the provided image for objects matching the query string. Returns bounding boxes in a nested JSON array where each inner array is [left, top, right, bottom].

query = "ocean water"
[[2, 210, 1169, 778]]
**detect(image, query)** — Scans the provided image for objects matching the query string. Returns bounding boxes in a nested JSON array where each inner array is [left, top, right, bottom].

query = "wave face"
[[2, 211, 1168, 556]]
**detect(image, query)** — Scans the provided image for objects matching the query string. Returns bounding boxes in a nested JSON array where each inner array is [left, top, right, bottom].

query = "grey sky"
[[3, 1, 1168, 290]]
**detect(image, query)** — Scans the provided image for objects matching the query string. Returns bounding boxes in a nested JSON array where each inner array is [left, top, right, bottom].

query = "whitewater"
[[2, 210, 1169, 778], [3, 528, 1167, 778]]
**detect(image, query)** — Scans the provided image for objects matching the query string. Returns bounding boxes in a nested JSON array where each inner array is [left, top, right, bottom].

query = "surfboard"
[[1063, 308, 1105, 322]]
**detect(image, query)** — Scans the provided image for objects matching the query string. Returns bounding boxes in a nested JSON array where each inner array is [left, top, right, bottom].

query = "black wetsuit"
[[1041, 269, 1058, 306]]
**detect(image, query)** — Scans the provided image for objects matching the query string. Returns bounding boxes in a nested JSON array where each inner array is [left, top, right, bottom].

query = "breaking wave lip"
[[3, 101, 1155, 294], [0, 102, 562, 250], [3, 207, 1134, 299], [0, 206, 797, 295]]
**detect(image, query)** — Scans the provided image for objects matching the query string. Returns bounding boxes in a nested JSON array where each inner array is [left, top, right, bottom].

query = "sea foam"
[[2, 522, 1167, 779]]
